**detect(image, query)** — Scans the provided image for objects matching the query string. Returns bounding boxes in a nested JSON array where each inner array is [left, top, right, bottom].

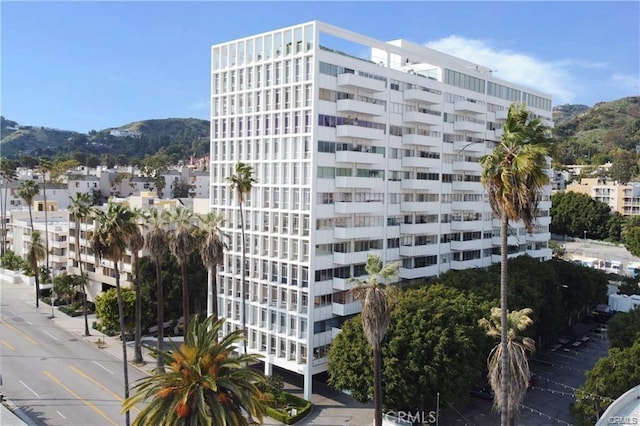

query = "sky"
[[1, 1, 638, 133]]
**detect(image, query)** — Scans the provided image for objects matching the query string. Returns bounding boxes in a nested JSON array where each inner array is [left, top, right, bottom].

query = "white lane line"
[[57, 410, 66, 419], [27, 320, 33, 325], [92, 360, 115, 375], [19, 380, 41, 398], [42, 330, 60, 341]]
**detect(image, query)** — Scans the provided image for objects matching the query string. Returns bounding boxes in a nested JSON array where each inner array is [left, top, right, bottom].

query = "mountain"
[[0, 116, 210, 163]]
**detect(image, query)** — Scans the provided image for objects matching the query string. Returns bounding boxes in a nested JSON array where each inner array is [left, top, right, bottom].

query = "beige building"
[[565, 177, 640, 216]]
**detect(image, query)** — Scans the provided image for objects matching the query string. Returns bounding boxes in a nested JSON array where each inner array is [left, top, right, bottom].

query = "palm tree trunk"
[[1, 181, 7, 257], [181, 260, 190, 333], [42, 177, 50, 285], [155, 256, 165, 372], [239, 201, 247, 355], [133, 253, 143, 363], [114, 262, 131, 426], [373, 345, 383, 426], [207, 267, 220, 320], [77, 218, 90, 336], [28, 206, 38, 308], [500, 213, 509, 426]]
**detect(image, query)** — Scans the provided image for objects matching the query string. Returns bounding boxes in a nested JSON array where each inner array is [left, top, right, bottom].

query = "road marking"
[[42, 330, 60, 341], [43, 370, 119, 426], [68, 365, 140, 413], [0, 319, 37, 345], [19, 380, 41, 398], [56, 410, 66, 419], [92, 360, 115, 375], [27, 320, 33, 325], [1, 340, 15, 351]]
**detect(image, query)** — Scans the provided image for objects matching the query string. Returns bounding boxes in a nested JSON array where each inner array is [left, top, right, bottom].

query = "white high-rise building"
[[210, 21, 553, 399]]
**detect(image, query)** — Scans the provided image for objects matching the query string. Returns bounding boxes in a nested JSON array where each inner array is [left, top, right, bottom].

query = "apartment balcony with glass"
[[335, 149, 384, 165], [334, 225, 384, 240], [334, 201, 385, 215], [402, 132, 441, 147], [454, 100, 485, 114], [336, 124, 385, 140], [454, 120, 485, 133], [336, 99, 385, 116], [337, 72, 385, 92], [335, 175, 383, 189], [403, 110, 441, 126], [403, 88, 441, 104], [402, 156, 440, 169]]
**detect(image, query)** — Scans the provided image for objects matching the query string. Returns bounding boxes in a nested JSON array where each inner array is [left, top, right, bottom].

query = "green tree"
[[573, 341, 640, 426], [609, 149, 638, 184], [608, 308, 640, 349], [622, 215, 640, 257], [550, 191, 612, 240], [53, 272, 81, 306], [227, 162, 256, 355], [144, 208, 170, 372], [168, 206, 197, 332], [95, 287, 136, 336], [128, 210, 146, 364], [18, 179, 41, 306], [480, 102, 552, 426], [123, 315, 266, 426], [91, 201, 140, 426], [69, 192, 93, 336], [1, 249, 26, 271], [0, 159, 17, 257], [197, 212, 227, 320], [350, 254, 398, 426], [479, 307, 536, 426]]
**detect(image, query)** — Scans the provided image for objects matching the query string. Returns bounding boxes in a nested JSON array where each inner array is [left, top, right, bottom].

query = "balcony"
[[332, 301, 362, 316], [450, 258, 484, 270], [452, 160, 482, 173], [495, 109, 508, 120], [451, 201, 484, 212], [337, 73, 385, 92], [453, 140, 487, 152], [399, 244, 439, 257], [403, 88, 441, 104], [450, 239, 486, 251], [335, 176, 383, 189], [491, 252, 522, 263], [333, 251, 367, 265], [454, 120, 486, 134], [399, 265, 439, 280], [527, 248, 552, 259], [333, 277, 354, 291], [336, 125, 385, 140], [401, 179, 438, 191], [334, 225, 383, 240], [335, 201, 385, 215], [452, 181, 484, 192], [403, 110, 441, 126], [536, 216, 552, 226], [401, 156, 440, 169], [400, 201, 440, 213], [336, 99, 385, 116], [454, 100, 485, 114], [402, 133, 441, 147], [450, 220, 484, 231], [400, 222, 439, 234], [335, 150, 384, 165], [491, 235, 522, 246], [526, 232, 551, 242]]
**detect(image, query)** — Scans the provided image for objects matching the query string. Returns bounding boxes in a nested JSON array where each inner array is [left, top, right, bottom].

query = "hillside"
[[0, 116, 210, 163]]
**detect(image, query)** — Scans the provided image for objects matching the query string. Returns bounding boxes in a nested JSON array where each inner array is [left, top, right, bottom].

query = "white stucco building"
[[209, 21, 553, 398]]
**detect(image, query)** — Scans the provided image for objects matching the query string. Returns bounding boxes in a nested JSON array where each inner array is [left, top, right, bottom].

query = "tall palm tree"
[[350, 253, 398, 426], [480, 103, 552, 426], [18, 179, 40, 307], [0, 159, 17, 257], [123, 315, 265, 426], [128, 208, 146, 364], [91, 201, 139, 426], [479, 307, 536, 426], [198, 212, 227, 320], [69, 192, 93, 336], [27, 231, 45, 308], [227, 162, 255, 355], [37, 160, 52, 286], [144, 208, 169, 372], [168, 206, 197, 332]]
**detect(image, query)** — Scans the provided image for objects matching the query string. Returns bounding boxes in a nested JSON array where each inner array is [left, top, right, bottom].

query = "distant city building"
[[210, 21, 553, 398], [109, 128, 142, 138], [565, 177, 640, 216]]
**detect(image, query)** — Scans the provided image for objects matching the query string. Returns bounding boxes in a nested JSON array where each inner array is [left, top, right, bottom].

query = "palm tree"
[[18, 179, 40, 307], [0, 159, 17, 257], [479, 307, 536, 426], [350, 254, 398, 426], [198, 212, 227, 320], [128, 209, 146, 364], [37, 160, 53, 286], [480, 102, 552, 426], [227, 162, 256, 355], [144, 208, 169, 372], [91, 201, 139, 426], [27, 231, 45, 308], [123, 315, 265, 426], [168, 206, 197, 332], [69, 192, 93, 336]]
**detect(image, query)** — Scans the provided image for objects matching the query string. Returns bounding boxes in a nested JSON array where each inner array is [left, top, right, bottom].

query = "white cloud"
[[425, 36, 583, 104], [611, 73, 640, 92]]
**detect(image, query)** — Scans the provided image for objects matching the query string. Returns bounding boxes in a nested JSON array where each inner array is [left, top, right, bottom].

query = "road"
[[1, 285, 147, 425]]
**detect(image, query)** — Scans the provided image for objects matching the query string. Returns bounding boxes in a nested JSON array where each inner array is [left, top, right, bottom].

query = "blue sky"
[[1, 1, 638, 133]]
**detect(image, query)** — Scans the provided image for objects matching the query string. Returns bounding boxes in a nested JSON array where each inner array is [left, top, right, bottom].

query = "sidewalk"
[[1, 280, 374, 425]]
